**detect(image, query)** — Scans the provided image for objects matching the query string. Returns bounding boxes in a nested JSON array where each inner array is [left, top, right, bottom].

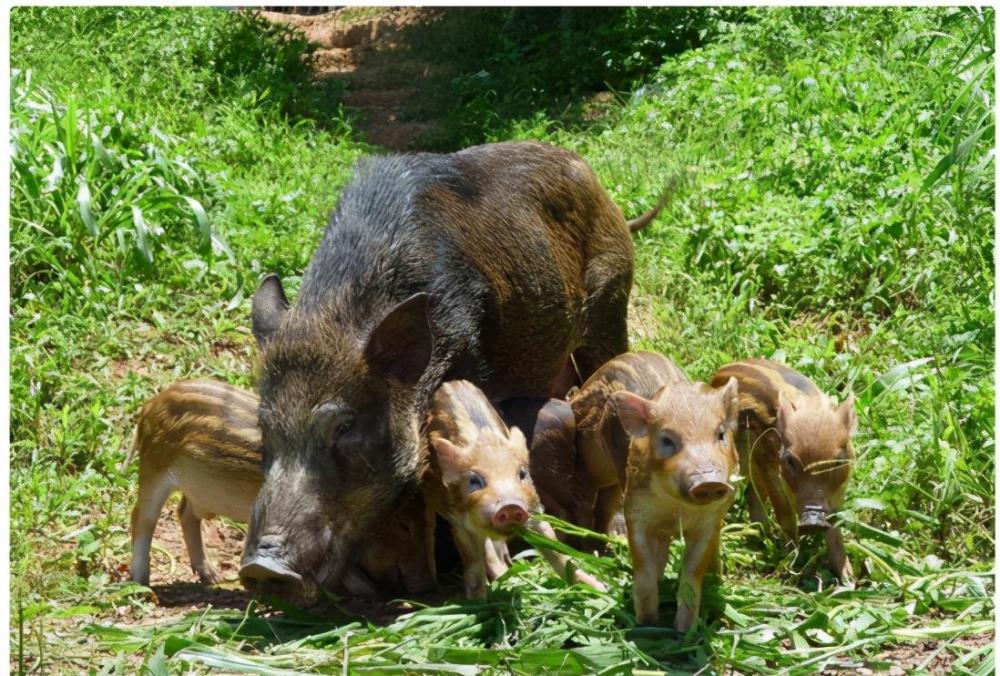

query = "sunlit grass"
[[9, 6, 994, 673]]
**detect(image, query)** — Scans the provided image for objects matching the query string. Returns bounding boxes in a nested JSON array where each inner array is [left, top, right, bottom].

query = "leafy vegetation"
[[10, 6, 994, 673]]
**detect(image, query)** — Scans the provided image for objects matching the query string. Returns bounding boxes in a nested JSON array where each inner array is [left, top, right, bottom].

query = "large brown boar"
[[710, 359, 857, 580], [126, 380, 436, 597], [422, 380, 605, 598], [242, 141, 662, 597]]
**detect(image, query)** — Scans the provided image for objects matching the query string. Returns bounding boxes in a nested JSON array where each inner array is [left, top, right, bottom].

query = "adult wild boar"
[[241, 141, 661, 597]]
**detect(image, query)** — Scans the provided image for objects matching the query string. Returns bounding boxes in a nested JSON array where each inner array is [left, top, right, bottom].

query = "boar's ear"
[[252, 274, 289, 348], [612, 391, 653, 438], [837, 393, 858, 436], [431, 437, 466, 477], [364, 293, 433, 384], [718, 377, 740, 425]]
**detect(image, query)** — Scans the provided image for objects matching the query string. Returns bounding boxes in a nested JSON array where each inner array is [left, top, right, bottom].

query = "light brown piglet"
[[126, 380, 436, 596], [422, 380, 605, 599], [711, 359, 856, 580], [612, 369, 740, 632]]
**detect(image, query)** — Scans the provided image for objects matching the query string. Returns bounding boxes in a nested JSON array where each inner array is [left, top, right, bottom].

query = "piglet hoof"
[[609, 513, 628, 539], [673, 609, 695, 634], [464, 584, 488, 601], [463, 572, 488, 600], [635, 610, 659, 626], [571, 569, 607, 592], [836, 563, 856, 590], [197, 565, 224, 586]]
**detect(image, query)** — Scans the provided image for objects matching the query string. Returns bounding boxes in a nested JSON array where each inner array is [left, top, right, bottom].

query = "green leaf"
[[131, 205, 153, 264], [76, 180, 98, 236]]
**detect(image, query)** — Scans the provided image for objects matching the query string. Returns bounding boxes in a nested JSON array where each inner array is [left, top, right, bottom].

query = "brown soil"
[[105, 501, 461, 629], [258, 7, 446, 150], [874, 632, 994, 674]]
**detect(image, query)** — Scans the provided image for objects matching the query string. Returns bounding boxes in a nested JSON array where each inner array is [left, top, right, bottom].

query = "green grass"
[[10, 6, 994, 674]]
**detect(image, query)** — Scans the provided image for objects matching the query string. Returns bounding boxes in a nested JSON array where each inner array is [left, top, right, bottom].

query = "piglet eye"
[[717, 427, 727, 442], [656, 433, 678, 459], [781, 452, 797, 473], [467, 472, 486, 493], [518, 466, 529, 481]]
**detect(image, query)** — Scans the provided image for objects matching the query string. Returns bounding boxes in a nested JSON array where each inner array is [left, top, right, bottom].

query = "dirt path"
[[259, 7, 445, 150]]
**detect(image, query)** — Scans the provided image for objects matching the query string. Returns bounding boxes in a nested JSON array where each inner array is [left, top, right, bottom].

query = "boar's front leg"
[[628, 519, 673, 625], [674, 521, 721, 633], [452, 527, 489, 600]]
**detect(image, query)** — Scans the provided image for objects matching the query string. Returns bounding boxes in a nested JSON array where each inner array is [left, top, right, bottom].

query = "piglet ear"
[[775, 391, 796, 435], [718, 376, 739, 426], [364, 293, 433, 384], [533, 398, 575, 446], [612, 391, 653, 438], [508, 426, 528, 451], [431, 437, 466, 478], [837, 393, 858, 436]]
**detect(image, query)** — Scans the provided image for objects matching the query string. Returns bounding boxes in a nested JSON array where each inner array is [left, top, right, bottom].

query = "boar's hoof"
[[492, 504, 530, 529], [687, 480, 733, 505], [240, 555, 304, 596], [798, 510, 831, 534]]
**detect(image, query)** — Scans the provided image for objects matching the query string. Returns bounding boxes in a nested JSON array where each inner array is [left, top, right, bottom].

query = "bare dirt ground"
[[259, 7, 446, 150], [103, 501, 458, 630]]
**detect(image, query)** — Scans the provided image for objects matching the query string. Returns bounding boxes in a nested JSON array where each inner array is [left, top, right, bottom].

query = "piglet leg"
[[179, 497, 221, 585], [628, 519, 673, 625], [528, 520, 606, 592], [825, 526, 854, 584], [483, 539, 510, 581], [674, 521, 721, 633], [452, 527, 489, 600]]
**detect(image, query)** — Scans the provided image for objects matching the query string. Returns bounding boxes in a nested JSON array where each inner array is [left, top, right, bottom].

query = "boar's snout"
[[240, 549, 304, 596], [686, 472, 734, 505], [798, 508, 831, 534], [491, 502, 530, 531]]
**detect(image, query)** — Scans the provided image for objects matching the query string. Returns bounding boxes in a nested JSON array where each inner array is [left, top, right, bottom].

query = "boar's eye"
[[717, 426, 727, 443], [467, 472, 486, 493], [335, 418, 354, 438], [656, 433, 678, 459], [257, 406, 273, 431], [518, 466, 529, 482]]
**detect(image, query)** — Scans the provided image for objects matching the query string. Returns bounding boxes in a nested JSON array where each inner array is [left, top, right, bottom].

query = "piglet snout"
[[492, 503, 530, 529], [798, 509, 831, 534], [687, 477, 733, 505]]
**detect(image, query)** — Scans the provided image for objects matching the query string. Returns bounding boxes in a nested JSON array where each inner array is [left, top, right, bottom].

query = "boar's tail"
[[625, 189, 672, 233]]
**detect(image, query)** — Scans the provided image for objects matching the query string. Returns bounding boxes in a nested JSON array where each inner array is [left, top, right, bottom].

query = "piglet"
[[614, 373, 740, 632], [711, 359, 856, 581], [422, 380, 606, 599]]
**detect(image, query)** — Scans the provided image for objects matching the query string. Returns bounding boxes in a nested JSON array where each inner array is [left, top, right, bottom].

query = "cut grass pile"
[[9, 6, 995, 673]]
